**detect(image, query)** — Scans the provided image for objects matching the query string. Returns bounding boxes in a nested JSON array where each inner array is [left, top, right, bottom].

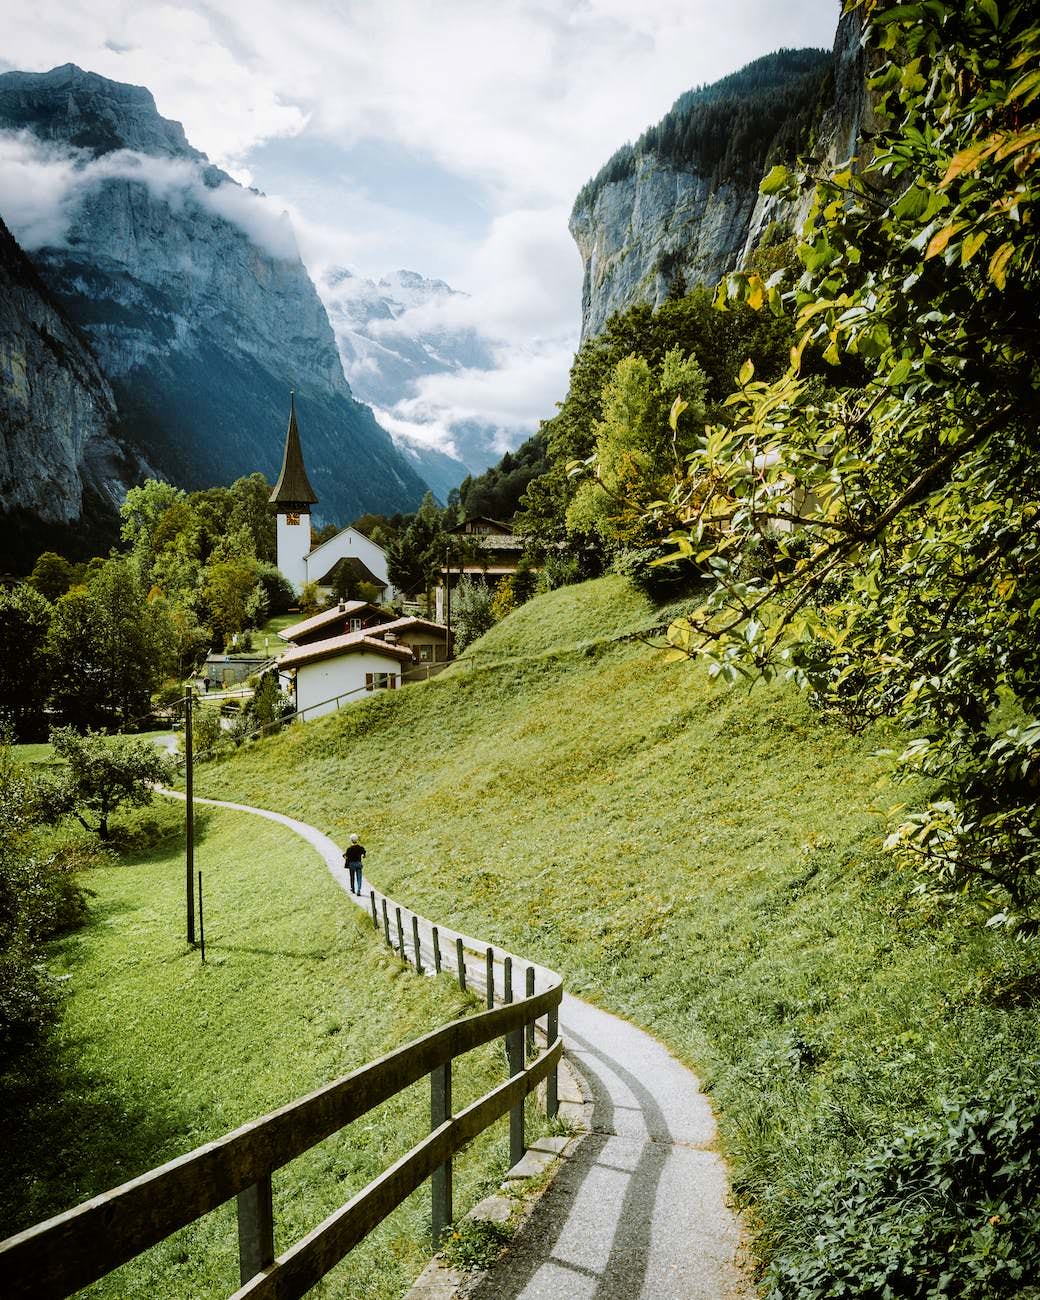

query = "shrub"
[[765, 1064, 1040, 1299]]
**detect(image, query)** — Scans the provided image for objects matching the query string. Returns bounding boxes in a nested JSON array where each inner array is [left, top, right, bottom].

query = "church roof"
[[269, 392, 318, 508]]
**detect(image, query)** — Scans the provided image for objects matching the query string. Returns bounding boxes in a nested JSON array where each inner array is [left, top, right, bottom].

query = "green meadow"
[[189, 575, 1040, 1280], [1, 801, 519, 1299]]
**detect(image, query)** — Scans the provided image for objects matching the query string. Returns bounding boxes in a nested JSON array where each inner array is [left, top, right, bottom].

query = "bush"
[[0, 745, 89, 1061], [765, 1063, 1040, 1299]]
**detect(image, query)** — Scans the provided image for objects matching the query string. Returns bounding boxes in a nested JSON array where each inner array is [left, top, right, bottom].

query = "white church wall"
[[304, 528, 395, 599]]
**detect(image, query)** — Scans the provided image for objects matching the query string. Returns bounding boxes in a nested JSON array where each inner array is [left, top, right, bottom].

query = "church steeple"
[[269, 391, 318, 510]]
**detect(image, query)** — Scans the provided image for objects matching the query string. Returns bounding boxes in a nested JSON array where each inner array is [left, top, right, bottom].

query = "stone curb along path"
[[161, 791, 754, 1299]]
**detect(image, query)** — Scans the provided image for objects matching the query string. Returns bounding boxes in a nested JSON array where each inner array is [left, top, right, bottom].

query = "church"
[[268, 394, 396, 602]]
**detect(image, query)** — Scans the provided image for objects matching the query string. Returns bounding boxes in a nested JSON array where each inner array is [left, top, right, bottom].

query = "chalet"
[[435, 515, 530, 622], [268, 394, 395, 600], [277, 615, 451, 720]]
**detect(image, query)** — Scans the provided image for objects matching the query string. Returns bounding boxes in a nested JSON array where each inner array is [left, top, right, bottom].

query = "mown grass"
[[1, 800, 525, 1299], [191, 574, 1040, 1284]]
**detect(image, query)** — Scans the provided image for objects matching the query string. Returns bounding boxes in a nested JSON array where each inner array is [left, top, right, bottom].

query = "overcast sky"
[[2, 0, 841, 460]]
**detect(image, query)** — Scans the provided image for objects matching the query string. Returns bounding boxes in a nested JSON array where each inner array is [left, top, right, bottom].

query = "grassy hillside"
[[193, 576, 1040, 1287], [1, 802, 516, 1299]]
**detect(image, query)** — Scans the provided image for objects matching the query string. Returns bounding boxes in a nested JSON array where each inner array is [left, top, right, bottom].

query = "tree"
[[452, 578, 495, 653], [656, 0, 1040, 926], [26, 552, 75, 603], [48, 557, 171, 729], [0, 585, 52, 738], [50, 728, 174, 841], [386, 493, 446, 600]]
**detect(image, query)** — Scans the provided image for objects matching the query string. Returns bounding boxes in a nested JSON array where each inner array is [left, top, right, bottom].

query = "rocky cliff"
[[569, 26, 869, 338], [0, 64, 430, 532], [0, 213, 152, 565]]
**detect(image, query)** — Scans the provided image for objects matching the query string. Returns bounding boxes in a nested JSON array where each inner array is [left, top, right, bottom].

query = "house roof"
[[279, 601, 383, 643], [279, 633, 415, 671], [371, 616, 448, 638], [314, 555, 387, 590], [269, 392, 318, 508], [450, 515, 513, 534]]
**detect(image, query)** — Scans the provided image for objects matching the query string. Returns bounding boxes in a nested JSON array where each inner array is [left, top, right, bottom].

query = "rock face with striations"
[[0, 64, 430, 529], [0, 213, 153, 565], [569, 22, 871, 339]]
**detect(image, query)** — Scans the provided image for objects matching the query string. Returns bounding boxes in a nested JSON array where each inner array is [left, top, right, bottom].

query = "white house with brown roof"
[[277, 612, 451, 720]]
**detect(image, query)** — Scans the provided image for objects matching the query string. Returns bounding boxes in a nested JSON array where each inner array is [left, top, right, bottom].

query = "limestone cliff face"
[[570, 19, 869, 339], [0, 213, 151, 562], [0, 64, 430, 527]]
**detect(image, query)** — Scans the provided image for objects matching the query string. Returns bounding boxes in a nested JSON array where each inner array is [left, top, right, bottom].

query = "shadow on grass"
[[0, 1042, 195, 1239]]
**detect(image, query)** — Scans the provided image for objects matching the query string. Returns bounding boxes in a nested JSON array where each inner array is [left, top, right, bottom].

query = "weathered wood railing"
[[0, 892, 563, 1299]]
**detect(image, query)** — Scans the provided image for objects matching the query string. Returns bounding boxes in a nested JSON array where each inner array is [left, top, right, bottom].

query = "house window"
[[285, 512, 301, 525], [365, 672, 398, 691], [417, 644, 432, 662], [348, 618, 362, 632]]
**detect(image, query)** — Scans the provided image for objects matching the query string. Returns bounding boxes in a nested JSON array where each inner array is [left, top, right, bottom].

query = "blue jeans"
[[348, 863, 363, 893]]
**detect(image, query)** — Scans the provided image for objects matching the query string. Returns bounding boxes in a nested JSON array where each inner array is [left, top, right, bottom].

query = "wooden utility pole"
[[184, 689, 196, 945]]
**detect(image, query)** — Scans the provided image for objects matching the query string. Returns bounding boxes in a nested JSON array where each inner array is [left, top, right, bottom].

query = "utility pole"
[[444, 543, 451, 640], [184, 688, 196, 945]]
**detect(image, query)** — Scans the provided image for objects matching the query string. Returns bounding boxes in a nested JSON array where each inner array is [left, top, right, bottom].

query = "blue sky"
[[2, 0, 842, 455]]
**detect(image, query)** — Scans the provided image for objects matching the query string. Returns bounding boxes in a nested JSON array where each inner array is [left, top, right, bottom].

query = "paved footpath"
[[163, 791, 754, 1300]]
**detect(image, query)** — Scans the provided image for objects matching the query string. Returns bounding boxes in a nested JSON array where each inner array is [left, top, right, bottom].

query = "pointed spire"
[[269, 390, 318, 508]]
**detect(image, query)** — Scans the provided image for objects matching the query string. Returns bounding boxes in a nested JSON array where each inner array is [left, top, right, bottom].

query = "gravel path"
[[162, 790, 753, 1299]]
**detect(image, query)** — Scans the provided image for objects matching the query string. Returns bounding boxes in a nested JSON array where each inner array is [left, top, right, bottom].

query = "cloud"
[[0, 130, 300, 260]]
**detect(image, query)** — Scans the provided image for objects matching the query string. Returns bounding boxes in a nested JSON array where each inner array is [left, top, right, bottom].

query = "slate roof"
[[279, 601, 382, 643], [269, 392, 318, 508], [278, 633, 415, 671]]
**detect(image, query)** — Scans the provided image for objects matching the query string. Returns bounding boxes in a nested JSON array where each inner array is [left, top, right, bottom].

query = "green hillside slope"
[[197, 576, 1040, 1287]]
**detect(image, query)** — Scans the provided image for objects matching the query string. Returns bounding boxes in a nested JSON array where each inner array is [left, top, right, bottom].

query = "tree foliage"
[[50, 727, 173, 841], [654, 0, 1040, 926], [0, 584, 53, 739], [573, 49, 832, 215]]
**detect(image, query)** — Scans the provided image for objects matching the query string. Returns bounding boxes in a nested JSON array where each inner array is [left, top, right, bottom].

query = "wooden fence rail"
[[0, 890, 563, 1300]]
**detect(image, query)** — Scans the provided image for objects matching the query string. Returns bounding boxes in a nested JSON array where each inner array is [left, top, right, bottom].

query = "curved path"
[[164, 791, 753, 1299]]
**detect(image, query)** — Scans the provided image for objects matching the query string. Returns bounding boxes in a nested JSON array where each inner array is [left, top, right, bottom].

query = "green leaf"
[[738, 359, 755, 386], [760, 164, 790, 196]]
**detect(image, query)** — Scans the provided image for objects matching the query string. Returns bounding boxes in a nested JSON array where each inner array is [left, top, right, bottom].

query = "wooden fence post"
[[370, 892, 378, 930], [456, 938, 466, 992], [237, 1175, 274, 1285], [506, 1026, 525, 1167], [412, 916, 422, 974], [485, 947, 494, 1009], [503, 956, 513, 1004], [525, 966, 535, 1058], [432, 927, 442, 974], [431, 1060, 452, 1248], [546, 1004, 559, 1119], [396, 907, 405, 959]]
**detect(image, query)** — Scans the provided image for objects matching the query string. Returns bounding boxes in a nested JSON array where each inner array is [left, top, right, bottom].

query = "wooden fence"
[[0, 889, 562, 1299]]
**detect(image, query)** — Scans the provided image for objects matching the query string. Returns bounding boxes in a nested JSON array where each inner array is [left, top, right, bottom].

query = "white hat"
[[349, 833, 359, 843]]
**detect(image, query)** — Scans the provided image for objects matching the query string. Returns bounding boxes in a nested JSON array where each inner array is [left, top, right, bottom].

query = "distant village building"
[[435, 515, 528, 623], [268, 393, 395, 600], [277, 602, 450, 719]]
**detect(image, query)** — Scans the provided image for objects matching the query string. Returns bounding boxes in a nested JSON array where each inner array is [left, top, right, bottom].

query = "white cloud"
[[0, 130, 300, 260]]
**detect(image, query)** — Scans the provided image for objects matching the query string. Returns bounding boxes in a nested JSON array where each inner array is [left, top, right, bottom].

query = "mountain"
[[0, 212, 154, 567], [0, 64, 431, 534], [319, 267, 505, 501], [569, 42, 849, 337]]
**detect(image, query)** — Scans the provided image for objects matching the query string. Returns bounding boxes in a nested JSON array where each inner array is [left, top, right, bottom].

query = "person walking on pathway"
[[344, 833, 366, 895]]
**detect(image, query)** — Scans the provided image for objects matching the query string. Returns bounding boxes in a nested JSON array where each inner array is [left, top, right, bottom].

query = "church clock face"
[[286, 512, 301, 525]]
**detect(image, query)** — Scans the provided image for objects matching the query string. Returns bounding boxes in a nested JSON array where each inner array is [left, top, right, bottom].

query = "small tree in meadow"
[[50, 728, 174, 841]]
